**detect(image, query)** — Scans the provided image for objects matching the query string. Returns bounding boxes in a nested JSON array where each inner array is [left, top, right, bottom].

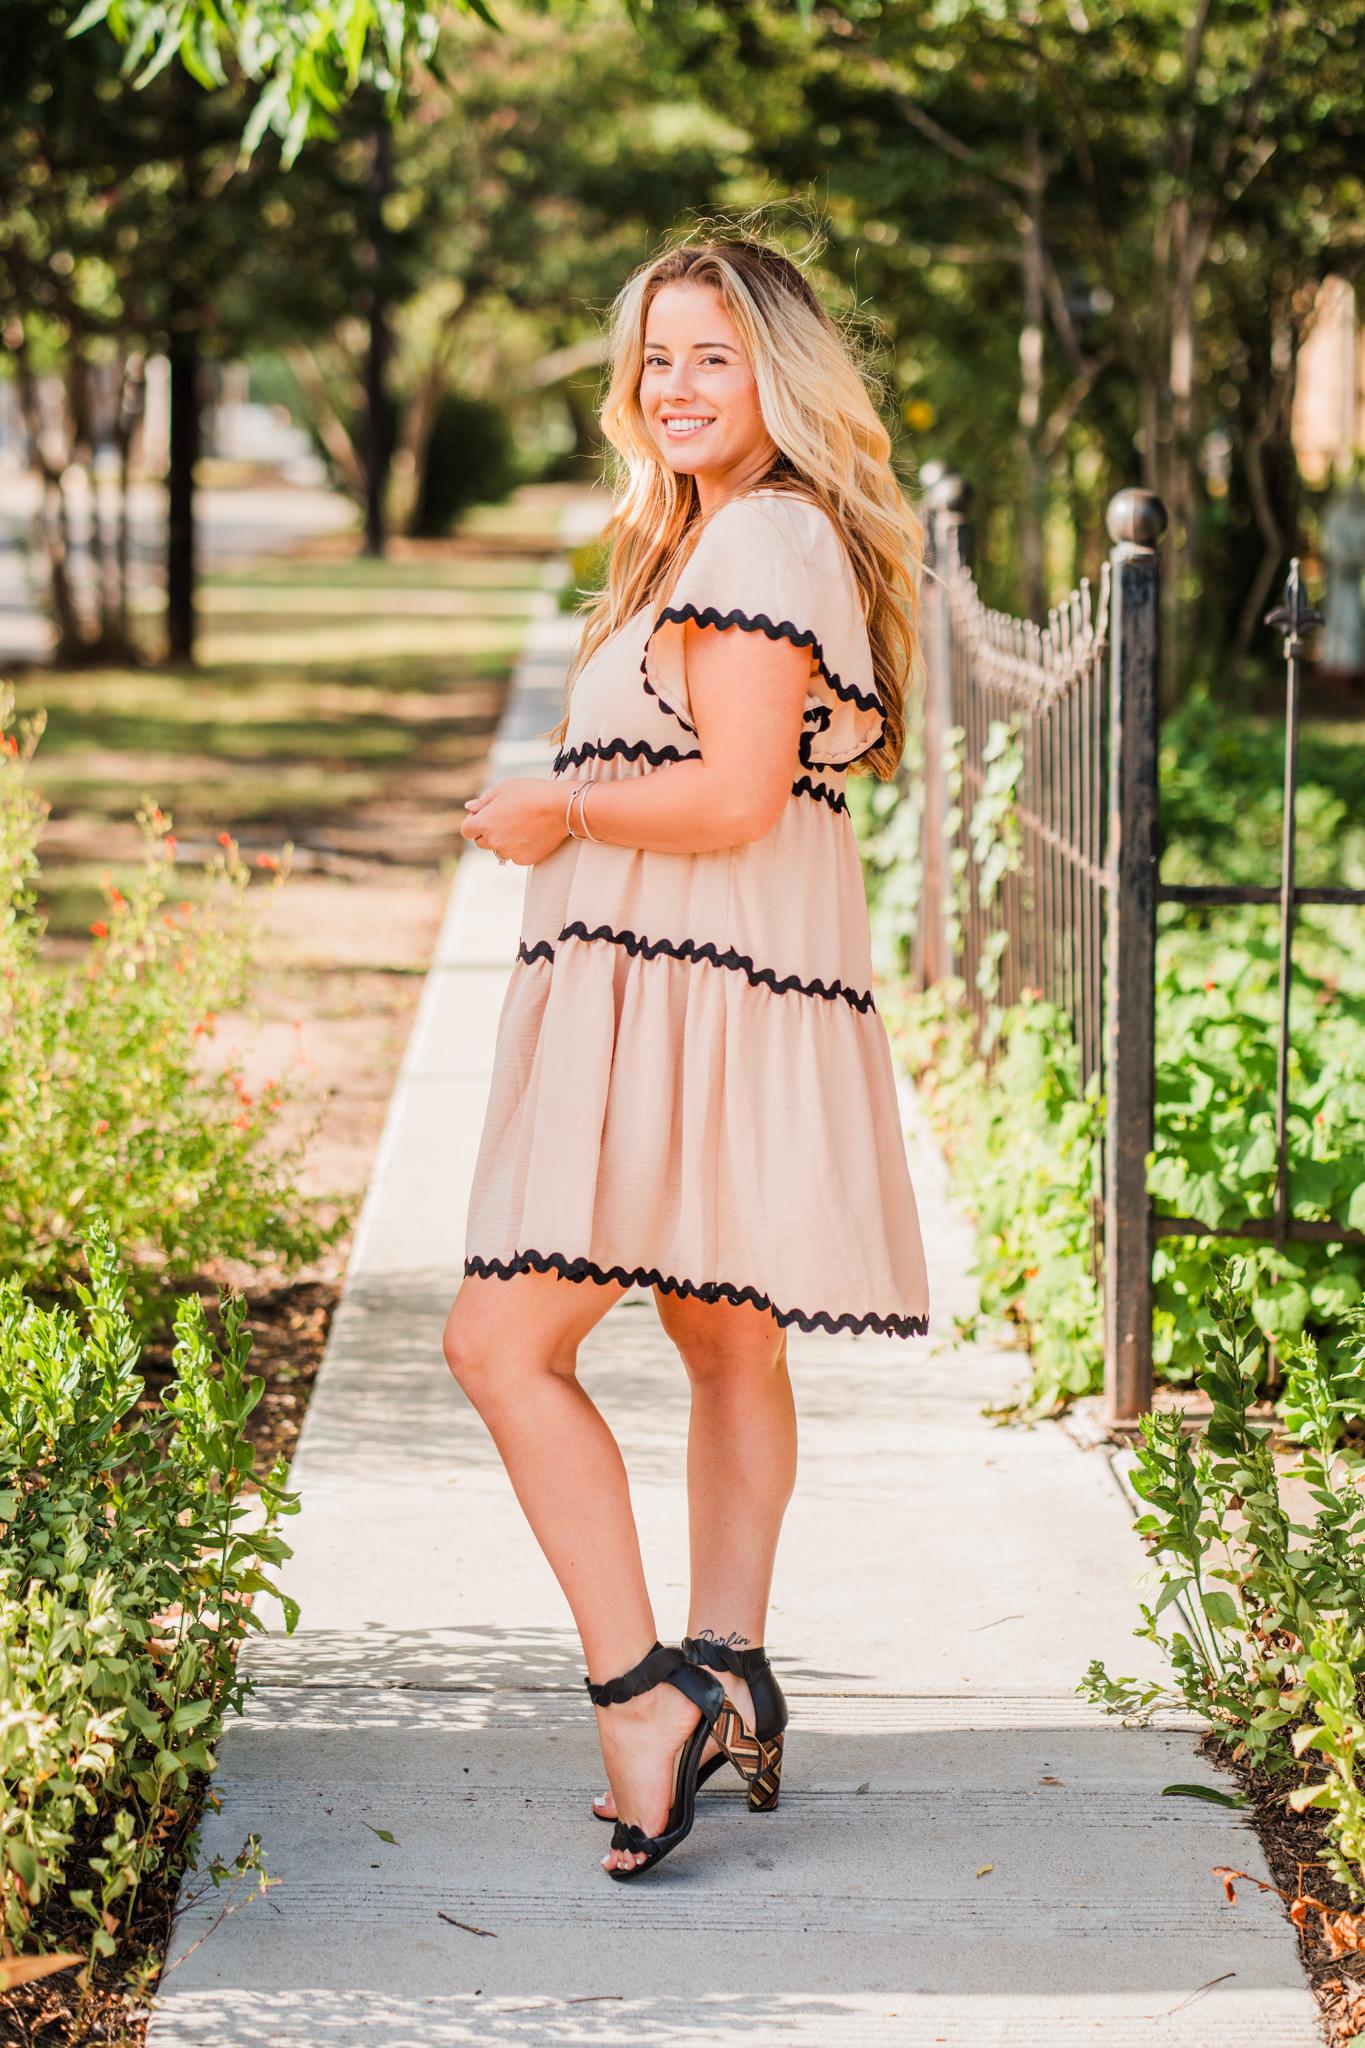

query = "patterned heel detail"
[[713, 1701, 785, 1812]]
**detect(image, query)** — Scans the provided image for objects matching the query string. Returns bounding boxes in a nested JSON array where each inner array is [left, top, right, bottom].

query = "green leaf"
[[361, 1822, 398, 1844], [1161, 1782, 1247, 1808], [1200, 1590, 1241, 1630], [169, 1698, 214, 1734]]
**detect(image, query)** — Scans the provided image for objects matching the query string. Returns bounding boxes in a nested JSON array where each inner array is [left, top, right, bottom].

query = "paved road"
[[0, 472, 355, 665], [145, 500, 1319, 2046]]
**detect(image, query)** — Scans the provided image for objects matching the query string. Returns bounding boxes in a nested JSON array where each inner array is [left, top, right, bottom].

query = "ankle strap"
[[681, 1635, 770, 1682], [584, 1640, 684, 1707]]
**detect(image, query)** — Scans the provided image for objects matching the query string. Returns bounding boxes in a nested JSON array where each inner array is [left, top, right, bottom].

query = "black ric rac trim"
[[640, 604, 887, 766], [551, 739, 847, 814], [650, 604, 881, 713], [793, 774, 848, 814], [641, 670, 698, 735], [553, 736, 702, 772], [528, 920, 875, 1012], [463, 1248, 929, 1339]]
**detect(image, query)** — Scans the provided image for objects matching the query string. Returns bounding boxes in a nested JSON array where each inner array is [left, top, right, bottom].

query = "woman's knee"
[[441, 1305, 575, 1408], [675, 1324, 787, 1388]]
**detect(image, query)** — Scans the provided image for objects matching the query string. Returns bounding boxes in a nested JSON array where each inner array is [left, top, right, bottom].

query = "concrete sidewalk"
[[147, 509, 1320, 2047]]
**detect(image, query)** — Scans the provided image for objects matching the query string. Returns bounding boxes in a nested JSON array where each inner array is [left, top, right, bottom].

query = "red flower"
[[179, 899, 192, 914], [94, 1119, 110, 1135], [1204, 977, 1216, 992], [218, 831, 232, 847], [110, 887, 126, 909], [3, 734, 18, 757], [257, 851, 279, 871], [89, 920, 108, 939], [164, 834, 177, 858]]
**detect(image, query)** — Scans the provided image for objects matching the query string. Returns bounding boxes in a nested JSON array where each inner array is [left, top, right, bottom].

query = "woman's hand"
[[461, 777, 569, 866]]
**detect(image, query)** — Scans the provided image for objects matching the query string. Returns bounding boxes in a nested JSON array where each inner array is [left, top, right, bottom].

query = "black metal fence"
[[917, 473, 1365, 1421]]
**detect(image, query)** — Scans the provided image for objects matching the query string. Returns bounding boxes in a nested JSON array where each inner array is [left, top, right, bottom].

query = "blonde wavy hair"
[[550, 229, 923, 779]]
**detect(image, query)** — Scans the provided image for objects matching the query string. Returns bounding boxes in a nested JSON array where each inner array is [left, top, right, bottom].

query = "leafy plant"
[[883, 943, 1365, 1412], [0, 1214, 300, 1980], [1081, 1267, 1365, 1901], [0, 689, 350, 1333]]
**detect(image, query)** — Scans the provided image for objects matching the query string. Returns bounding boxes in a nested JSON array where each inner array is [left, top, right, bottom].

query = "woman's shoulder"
[[699, 488, 850, 580]]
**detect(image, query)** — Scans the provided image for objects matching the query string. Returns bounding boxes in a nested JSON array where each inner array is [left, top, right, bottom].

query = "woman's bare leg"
[[591, 1294, 797, 1817], [443, 1268, 702, 1872]]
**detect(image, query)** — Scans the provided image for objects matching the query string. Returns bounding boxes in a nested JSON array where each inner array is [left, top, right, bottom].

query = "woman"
[[442, 232, 930, 1881]]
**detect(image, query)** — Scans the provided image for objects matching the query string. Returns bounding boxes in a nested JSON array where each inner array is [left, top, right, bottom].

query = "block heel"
[[682, 1635, 789, 1813]]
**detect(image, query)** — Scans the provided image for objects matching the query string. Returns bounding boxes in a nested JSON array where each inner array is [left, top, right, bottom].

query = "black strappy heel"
[[586, 1640, 725, 1881], [590, 1636, 788, 1821], [682, 1636, 789, 1812]]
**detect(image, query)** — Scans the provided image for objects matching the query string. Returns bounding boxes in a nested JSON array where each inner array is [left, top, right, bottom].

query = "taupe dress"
[[462, 489, 930, 1338]]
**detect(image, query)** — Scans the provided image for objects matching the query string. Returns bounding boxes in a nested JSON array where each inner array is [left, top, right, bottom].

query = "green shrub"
[[1082, 1262, 1365, 1902], [883, 979, 1103, 1409], [882, 953, 1365, 1412], [0, 690, 349, 1333], [410, 388, 517, 537], [0, 1214, 299, 1977]]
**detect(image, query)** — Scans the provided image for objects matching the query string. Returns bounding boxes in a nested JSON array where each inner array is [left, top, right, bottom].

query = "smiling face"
[[639, 282, 778, 511]]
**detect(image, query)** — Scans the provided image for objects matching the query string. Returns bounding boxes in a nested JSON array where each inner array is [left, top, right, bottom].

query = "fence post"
[[918, 470, 974, 987], [1103, 488, 1166, 1422]]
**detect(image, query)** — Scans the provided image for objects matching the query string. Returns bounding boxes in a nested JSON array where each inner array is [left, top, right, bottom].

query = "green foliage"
[[1160, 686, 1365, 903], [849, 745, 924, 982], [66, 0, 450, 164], [885, 980, 1104, 1411], [878, 670, 1365, 1409], [645, 0, 1361, 699], [0, 1214, 300, 1964], [0, 692, 350, 1334], [887, 953, 1365, 1412], [1151, 952, 1365, 1377], [1081, 1267, 1365, 1899], [410, 389, 518, 538]]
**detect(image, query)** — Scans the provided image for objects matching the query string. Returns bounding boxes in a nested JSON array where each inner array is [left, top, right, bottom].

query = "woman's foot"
[[592, 1669, 755, 1826], [593, 1680, 710, 1872]]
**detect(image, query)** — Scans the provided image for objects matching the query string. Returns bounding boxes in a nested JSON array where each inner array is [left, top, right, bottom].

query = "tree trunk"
[[166, 319, 199, 663], [113, 350, 146, 654], [363, 119, 394, 558], [11, 330, 86, 659]]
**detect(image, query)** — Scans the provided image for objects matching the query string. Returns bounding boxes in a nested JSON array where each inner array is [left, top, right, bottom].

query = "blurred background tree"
[[13, 0, 1362, 700]]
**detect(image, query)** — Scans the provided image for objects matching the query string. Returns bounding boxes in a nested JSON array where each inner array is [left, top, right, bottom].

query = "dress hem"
[[462, 1247, 930, 1339]]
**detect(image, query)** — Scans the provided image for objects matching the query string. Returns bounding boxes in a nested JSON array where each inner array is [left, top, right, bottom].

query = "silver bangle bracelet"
[[565, 781, 588, 839], [577, 783, 598, 843]]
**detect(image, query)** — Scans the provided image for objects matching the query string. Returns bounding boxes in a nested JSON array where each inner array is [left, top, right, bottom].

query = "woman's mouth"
[[662, 416, 715, 439]]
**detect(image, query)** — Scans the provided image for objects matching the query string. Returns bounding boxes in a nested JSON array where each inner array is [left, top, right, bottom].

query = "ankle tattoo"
[[694, 1627, 751, 1649]]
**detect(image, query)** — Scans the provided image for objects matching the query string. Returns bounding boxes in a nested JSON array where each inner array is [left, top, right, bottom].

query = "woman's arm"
[[462, 622, 812, 862]]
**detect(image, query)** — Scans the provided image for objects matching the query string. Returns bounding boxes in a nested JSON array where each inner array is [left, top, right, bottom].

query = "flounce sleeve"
[[640, 491, 887, 770]]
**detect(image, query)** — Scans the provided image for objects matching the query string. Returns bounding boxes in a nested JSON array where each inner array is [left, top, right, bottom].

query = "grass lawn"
[[9, 505, 563, 941]]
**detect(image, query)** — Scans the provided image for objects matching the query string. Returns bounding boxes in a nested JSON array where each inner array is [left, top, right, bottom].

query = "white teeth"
[[663, 418, 713, 436]]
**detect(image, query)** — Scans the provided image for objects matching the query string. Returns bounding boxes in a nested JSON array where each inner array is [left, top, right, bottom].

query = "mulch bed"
[[1205, 1726, 1365, 2046], [0, 1276, 337, 2048]]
